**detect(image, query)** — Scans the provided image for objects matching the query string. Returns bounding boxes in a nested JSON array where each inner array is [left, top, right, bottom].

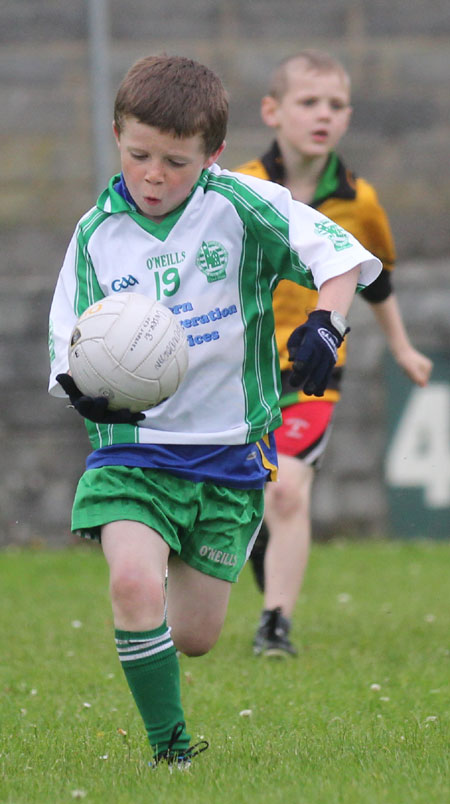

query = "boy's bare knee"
[[110, 566, 162, 610], [171, 628, 219, 657], [176, 638, 213, 657], [270, 480, 308, 518]]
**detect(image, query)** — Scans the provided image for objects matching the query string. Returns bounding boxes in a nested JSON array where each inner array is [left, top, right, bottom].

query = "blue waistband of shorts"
[[85, 436, 277, 489]]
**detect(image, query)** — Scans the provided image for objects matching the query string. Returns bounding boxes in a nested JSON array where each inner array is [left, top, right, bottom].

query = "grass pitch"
[[0, 540, 448, 803]]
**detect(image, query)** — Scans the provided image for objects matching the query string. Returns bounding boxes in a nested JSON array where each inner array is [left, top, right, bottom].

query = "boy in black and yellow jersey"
[[236, 49, 433, 658]]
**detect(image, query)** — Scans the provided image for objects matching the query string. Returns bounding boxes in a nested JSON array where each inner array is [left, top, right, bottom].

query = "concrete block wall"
[[1, 0, 449, 544]]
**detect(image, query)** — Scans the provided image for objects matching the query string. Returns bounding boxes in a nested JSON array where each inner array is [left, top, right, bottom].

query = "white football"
[[68, 293, 189, 412]]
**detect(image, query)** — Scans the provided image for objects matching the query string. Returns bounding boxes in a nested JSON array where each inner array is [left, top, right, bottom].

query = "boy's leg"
[[252, 455, 312, 658], [102, 520, 169, 629], [263, 454, 314, 617], [166, 556, 232, 656], [165, 480, 263, 655], [252, 401, 334, 657], [102, 521, 190, 757]]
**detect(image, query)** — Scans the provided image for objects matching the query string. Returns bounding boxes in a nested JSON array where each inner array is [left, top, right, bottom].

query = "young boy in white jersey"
[[236, 50, 432, 657], [48, 54, 381, 766]]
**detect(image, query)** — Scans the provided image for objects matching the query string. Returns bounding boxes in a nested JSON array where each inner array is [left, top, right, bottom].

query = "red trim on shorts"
[[274, 401, 335, 458]]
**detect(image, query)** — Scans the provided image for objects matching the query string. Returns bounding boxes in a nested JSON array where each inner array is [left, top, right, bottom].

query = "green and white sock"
[[115, 622, 190, 755]]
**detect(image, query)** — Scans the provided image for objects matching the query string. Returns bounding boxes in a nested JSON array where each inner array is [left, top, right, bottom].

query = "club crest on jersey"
[[314, 221, 353, 251], [195, 241, 228, 282]]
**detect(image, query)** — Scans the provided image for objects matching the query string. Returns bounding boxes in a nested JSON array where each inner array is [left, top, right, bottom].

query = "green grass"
[[0, 541, 449, 803]]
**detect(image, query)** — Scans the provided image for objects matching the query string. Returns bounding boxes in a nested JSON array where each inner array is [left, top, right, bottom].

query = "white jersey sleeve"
[[48, 230, 80, 396], [218, 169, 381, 291]]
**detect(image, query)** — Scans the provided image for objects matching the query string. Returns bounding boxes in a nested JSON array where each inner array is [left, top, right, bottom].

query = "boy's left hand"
[[56, 373, 146, 424], [287, 310, 350, 396]]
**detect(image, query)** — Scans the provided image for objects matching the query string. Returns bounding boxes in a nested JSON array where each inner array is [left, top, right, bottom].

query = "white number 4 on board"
[[385, 384, 450, 508]]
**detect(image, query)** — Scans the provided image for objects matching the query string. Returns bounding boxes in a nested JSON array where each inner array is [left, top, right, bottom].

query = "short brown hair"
[[114, 55, 228, 155], [268, 50, 351, 100]]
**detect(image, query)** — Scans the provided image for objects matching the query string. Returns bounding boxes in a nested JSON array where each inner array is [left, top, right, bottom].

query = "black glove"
[[56, 373, 146, 424], [287, 310, 350, 397]]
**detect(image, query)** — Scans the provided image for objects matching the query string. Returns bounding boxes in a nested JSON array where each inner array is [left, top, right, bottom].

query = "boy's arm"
[[315, 265, 361, 316], [48, 234, 80, 396], [357, 253, 431, 384], [48, 228, 145, 424], [369, 294, 433, 387], [287, 265, 360, 396]]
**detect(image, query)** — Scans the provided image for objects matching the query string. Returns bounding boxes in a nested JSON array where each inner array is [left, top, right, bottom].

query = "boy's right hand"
[[56, 374, 145, 424]]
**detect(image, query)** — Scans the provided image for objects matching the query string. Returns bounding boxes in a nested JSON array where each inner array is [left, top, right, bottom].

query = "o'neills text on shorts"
[[199, 545, 237, 567]]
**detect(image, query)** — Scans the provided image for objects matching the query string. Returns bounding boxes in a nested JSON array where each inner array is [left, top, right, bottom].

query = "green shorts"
[[71, 465, 264, 583]]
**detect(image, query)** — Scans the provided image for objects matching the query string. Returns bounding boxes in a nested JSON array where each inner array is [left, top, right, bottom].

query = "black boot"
[[253, 607, 297, 657]]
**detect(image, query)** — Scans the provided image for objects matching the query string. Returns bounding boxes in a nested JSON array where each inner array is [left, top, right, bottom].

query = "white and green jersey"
[[49, 165, 380, 448]]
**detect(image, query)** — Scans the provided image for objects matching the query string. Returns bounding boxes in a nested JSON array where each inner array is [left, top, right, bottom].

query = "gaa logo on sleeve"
[[314, 221, 353, 251]]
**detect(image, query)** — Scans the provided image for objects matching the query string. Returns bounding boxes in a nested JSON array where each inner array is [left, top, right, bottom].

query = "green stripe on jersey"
[[85, 421, 141, 451], [206, 174, 316, 287], [71, 207, 143, 450], [74, 208, 109, 315], [208, 174, 311, 439], [238, 231, 281, 439]]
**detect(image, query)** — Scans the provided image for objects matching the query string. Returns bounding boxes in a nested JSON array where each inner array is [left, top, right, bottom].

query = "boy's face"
[[113, 118, 225, 221], [261, 66, 352, 159]]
